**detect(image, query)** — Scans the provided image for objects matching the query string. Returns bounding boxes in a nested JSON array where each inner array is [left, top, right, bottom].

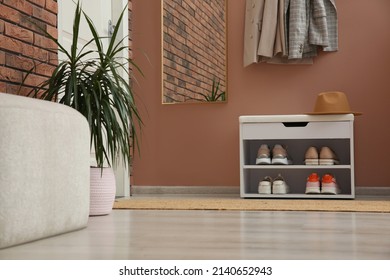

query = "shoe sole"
[[271, 158, 291, 165], [305, 159, 319, 165], [256, 158, 271, 165], [321, 183, 339, 194], [305, 186, 321, 194], [319, 159, 340, 165]]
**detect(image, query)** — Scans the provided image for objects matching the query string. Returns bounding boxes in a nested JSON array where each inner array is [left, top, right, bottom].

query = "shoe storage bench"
[[239, 114, 355, 199]]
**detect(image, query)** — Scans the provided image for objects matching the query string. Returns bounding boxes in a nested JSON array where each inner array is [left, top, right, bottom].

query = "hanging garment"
[[287, 0, 338, 59], [320, 0, 338, 52], [263, 0, 313, 64], [287, 0, 311, 59], [243, 0, 265, 67], [257, 0, 279, 58], [244, 0, 289, 66], [243, 0, 338, 66], [274, 0, 287, 57]]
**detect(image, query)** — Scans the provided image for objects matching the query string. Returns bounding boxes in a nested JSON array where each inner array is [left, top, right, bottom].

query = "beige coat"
[[243, 0, 265, 67], [243, 0, 282, 67]]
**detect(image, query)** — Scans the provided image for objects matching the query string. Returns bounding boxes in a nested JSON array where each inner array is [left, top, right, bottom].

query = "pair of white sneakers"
[[258, 174, 289, 194]]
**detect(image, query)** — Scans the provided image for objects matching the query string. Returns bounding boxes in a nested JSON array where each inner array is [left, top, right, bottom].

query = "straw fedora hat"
[[307, 91, 362, 115]]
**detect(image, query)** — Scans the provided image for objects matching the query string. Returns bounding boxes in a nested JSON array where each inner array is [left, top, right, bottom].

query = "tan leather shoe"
[[319, 147, 340, 165], [319, 147, 339, 165], [304, 146, 319, 165]]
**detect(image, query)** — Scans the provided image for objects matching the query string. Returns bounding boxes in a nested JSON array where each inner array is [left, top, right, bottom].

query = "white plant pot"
[[89, 167, 116, 216]]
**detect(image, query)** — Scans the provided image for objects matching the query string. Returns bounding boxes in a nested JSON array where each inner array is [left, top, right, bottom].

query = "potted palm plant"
[[23, 1, 142, 215]]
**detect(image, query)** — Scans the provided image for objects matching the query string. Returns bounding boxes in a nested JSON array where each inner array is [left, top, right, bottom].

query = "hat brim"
[[306, 111, 362, 116]]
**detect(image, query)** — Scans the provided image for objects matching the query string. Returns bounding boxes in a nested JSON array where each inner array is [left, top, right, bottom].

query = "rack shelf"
[[239, 114, 355, 199], [243, 165, 352, 169]]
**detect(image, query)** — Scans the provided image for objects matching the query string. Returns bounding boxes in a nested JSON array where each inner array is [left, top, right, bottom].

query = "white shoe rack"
[[239, 114, 355, 199]]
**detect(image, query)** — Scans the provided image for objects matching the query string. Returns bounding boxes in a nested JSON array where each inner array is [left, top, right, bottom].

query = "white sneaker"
[[272, 174, 289, 194], [258, 176, 272, 194]]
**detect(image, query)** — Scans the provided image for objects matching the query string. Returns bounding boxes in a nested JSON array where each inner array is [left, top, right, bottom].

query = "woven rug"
[[113, 197, 390, 213]]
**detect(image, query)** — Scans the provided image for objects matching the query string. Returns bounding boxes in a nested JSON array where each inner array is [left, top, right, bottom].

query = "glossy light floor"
[[1, 198, 390, 260]]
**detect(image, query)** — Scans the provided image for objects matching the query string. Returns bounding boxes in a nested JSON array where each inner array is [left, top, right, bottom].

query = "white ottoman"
[[0, 93, 90, 249]]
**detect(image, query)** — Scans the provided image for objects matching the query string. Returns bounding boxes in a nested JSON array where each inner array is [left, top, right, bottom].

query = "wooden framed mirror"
[[162, 0, 227, 104]]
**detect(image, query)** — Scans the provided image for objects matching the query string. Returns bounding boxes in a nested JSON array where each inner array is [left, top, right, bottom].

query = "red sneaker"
[[305, 173, 321, 194], [321, 174, 340, 194]]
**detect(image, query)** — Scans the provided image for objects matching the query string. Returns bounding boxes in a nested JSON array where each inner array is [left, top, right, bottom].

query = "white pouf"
[[0, 93, 90, 249]]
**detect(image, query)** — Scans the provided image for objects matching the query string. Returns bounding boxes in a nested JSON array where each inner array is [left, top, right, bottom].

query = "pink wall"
[[132, 0, 390, 188]]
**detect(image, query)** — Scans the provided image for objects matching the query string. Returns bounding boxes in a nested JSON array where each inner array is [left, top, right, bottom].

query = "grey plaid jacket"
[[287, 0, 338, 59]]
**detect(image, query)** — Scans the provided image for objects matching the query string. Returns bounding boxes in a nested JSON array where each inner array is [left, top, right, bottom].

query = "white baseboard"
[[130, 185, 390, 196]]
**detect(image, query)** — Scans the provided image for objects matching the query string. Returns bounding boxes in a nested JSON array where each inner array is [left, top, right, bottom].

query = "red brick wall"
[[162, 0, 226, 102], [0, 0, 133, 96], [0, 0, 58, 95]]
